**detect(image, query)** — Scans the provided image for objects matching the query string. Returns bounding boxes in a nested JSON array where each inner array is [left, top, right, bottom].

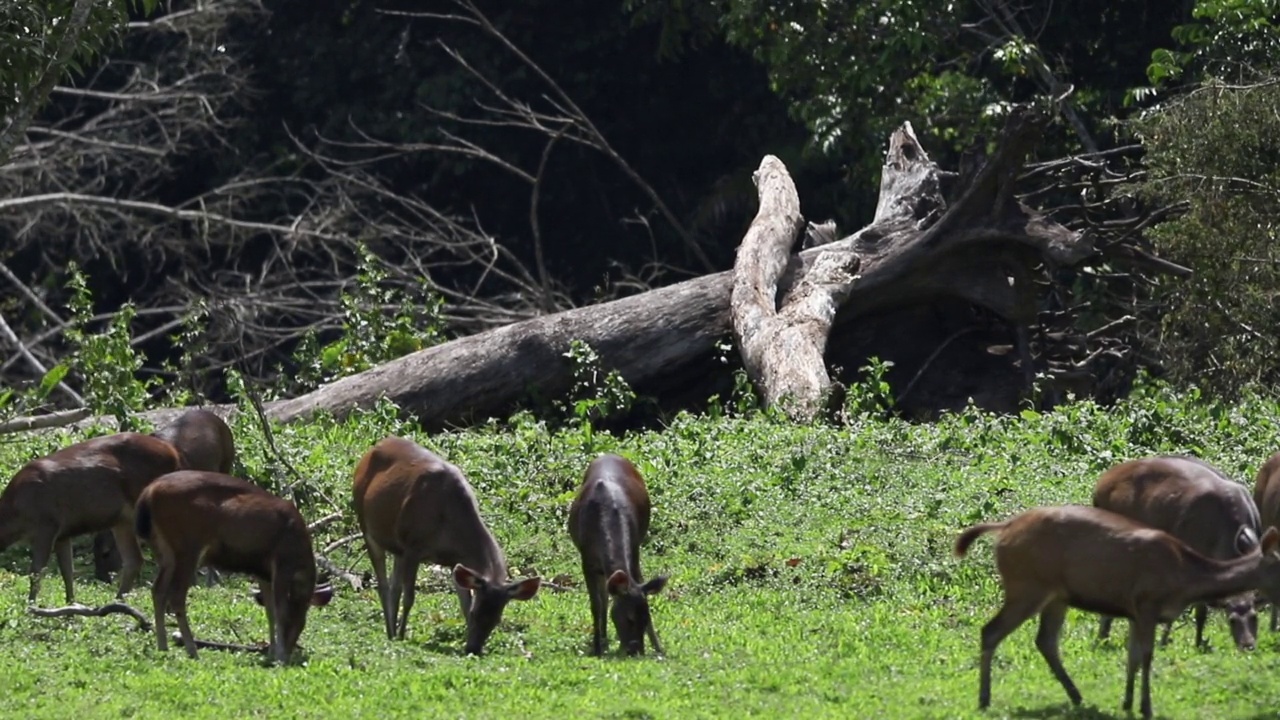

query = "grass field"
[[3, 384, 1280, 719]]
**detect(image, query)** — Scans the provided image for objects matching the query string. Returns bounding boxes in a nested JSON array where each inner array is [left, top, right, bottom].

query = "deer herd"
[[3, 407, 1280, 716], [0, 409, 665, 665]]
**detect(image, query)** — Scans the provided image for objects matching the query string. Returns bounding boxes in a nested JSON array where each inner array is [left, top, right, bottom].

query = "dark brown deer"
[[568, 454, 667, 656], [152, 409, 236, 475], [1093, 455, 1262, 650], [0, 432, 184, 604], [1252, 450, 1280, 630], [352, 436, 540, 655], [134, 470, 332, 663], [95, 409, 238, 583], [955, 504, 1280, 719]]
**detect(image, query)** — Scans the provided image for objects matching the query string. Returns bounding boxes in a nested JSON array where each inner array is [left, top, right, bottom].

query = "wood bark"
[[2, 106, 1184, 435], [730, 154, 861, 420]]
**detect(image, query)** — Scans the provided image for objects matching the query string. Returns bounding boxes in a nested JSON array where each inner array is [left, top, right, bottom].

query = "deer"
[[95, 409, 239, 585], [0, 432, 184, 604], [955, 503, 1280, 719], [352, 436, 541, 655], [567, 453, 667, 656], [1252, 450, 1280, 631], [134, 469, 333, 663], [152, 408, 236, 475], [1093, 454, 1263, 650]]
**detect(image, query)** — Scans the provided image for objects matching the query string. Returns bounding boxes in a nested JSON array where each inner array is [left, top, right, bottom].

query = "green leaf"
[[37, 364, 70, 399]]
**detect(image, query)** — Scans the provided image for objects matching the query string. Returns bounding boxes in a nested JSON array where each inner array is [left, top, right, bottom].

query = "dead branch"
[[0, 311, 84, 406], [308, 513, 343, 534], [315, 553, 363, 592], [0, 407, 90, 434], [29, 602, 151, 631], [168, 632, 267, 654]]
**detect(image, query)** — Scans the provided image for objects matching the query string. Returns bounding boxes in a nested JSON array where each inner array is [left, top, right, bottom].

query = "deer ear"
[[311, 583, 334, 607], [606, 569, 631, 596], [507, 577, 541, 601], [640, 575, 668, 596], [1262, 526, 1280, 555], [454, 564, 484, 590]]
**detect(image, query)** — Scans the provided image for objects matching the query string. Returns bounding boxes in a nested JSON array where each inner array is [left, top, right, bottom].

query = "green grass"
[[4, 382, 1280, 718]]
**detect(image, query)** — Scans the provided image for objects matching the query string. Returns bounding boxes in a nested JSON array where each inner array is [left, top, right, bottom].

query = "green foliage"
[[1131, 76, 1280, 396], [63, 263, 154, 429], [841, 357, 897, 419], [160, 299, 211, 407], [0, 0, 148, 138], [559, 339, 637, 435], [1, 381, 1280, 715], [1145, 0, 1280, 87], [279, 245, 446, 397]]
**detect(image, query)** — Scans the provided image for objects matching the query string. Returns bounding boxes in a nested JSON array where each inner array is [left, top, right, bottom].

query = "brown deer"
[[352, 437, 541, 655], [955, 504, 1280, 719], [1252, 450, 1280, 630], [568, 453, 667, 656], [95, 409, 238, 584], [1093, 454, 1263, 650], [152, 408, 236, 474], [0, 432, 184, 604], [134, 470, 333, 663]]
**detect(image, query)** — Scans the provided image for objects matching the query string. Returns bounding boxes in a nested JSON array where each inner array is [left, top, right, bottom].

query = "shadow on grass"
[[1008, 703, 1126, 719]]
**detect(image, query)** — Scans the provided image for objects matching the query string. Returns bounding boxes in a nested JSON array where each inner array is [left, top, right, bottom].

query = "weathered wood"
[[730, 154, 861, 420]]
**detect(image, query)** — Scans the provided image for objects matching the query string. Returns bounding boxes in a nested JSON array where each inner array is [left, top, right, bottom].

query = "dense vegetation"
[[3, 379, 1280, 717]]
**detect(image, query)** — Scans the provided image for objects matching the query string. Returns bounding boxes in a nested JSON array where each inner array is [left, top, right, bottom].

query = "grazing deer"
[[1251, 450, 1280, 631], [0, 432, 183, 604], [352, 437, 540, 655], [152, 408, 236, 475], [568, 454, 667, 656], [134, 470, 332, 663], [1093, 454, 1262, 650], [96, 409, 238, 584], [955, 504, 1280, 719]]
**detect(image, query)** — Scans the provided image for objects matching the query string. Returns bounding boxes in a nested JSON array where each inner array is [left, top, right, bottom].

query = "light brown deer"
[[1251, 450, 1280, 631], [134, 470, 332, 663], [568, 454, 667, 656], [0, 432, 184, 604], [1093, 454, 1262, 650], [955, 504, 1280, 719], [352, 437, 540, 655]]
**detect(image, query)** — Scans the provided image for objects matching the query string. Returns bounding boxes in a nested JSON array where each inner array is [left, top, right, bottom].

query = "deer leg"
[[1272, 603, 1278, 634], [392, 554, 419, 641], [151, 563, 171, 652], [54, 537, 74, 604], [26, 526, 56, 605], [111, 524, 144, 598], [1035, 601, 1081, 706], [585, 569, 608, 656], [978, 594, 1042, 710], [1193, 603, 1209, 648], [1098, 615, 1113, 641], [169, 553, 200, 659], [1124, 617, 1158, 718], [646, 623, 665, 656], [364, 536, 394, 639], [260, 579, 277, 654]]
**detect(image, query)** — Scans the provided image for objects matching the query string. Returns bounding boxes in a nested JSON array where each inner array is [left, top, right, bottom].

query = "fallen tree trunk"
[[3, 106, 1184, 435]]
